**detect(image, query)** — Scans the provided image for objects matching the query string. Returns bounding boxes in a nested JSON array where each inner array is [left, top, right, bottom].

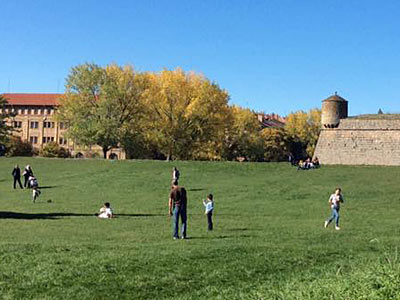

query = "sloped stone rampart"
[[314, 119, 400, 165]]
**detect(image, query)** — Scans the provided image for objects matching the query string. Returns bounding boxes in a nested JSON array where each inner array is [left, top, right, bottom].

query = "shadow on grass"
[[0, 211, 93, 220], [0, 211, 164, 220], [116, 213, 164, 217], [39, 186, 58, 189], [187, 188, 206, 192]]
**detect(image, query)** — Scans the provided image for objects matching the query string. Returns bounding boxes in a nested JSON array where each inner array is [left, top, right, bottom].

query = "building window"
[[43, 121, 55, 128], [42, 136, 55, 143], [59, 137, 67, 145], [13, 121, 22, 128], [30, 121, 39, 129], [30, 136, 38, 144]]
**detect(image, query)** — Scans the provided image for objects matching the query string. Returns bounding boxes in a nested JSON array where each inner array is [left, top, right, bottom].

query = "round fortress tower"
[[321, 93, 348, 128]]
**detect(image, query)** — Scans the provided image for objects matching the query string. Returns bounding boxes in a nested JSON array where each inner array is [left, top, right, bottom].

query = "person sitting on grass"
[[97, 202, 113, 219], [203, 194, 214, 231], [324, 187, 344, 230]]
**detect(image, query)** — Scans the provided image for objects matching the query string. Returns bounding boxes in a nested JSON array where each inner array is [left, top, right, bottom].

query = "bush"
[[84, 151, 101, 159], [40, 142, 70, 158], [5, 137, 34, 157]]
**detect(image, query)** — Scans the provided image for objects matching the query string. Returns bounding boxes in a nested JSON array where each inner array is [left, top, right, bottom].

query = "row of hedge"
[[4, 137, 72, 158]]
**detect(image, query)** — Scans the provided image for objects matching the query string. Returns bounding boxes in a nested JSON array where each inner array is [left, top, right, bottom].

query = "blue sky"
[[1, 0, 400, 116]]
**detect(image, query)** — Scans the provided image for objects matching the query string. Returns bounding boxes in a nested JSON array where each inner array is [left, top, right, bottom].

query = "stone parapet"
[[314, 128, 400, 165], [338, 119, 400, 130]]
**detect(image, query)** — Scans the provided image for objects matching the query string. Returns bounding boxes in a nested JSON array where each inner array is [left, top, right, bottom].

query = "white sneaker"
[[335, 226, 340, 231], [324, 221, 329, 228]]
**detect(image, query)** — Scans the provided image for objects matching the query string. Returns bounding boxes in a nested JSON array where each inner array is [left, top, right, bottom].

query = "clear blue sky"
[[1, 0, 400, 116]]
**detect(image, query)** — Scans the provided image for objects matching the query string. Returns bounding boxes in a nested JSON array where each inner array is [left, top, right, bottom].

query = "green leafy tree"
[[5, 136, 34, 157], [0, 95, 16, 145], [57, 63, 147, 158]]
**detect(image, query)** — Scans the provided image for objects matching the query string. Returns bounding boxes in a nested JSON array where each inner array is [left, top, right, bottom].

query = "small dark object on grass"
[[47, 199, 52, 203]]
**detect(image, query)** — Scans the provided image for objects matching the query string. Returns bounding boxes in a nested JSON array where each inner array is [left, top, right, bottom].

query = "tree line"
[[0, 63, 321, 161]]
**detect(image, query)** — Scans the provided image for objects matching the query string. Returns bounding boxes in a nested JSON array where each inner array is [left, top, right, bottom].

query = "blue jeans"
[[327, 206, 340, 227], [173, 205, 187, 238]]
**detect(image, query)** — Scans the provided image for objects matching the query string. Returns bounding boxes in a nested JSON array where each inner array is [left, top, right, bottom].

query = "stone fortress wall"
[[314, 94, 400, 166]]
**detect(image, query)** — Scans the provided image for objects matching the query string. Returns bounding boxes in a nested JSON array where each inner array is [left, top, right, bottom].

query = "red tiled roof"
[[2, 93, 62, 106]]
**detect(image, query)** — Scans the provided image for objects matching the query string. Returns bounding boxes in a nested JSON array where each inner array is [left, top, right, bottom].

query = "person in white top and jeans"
[[324, 188, 344, 230]]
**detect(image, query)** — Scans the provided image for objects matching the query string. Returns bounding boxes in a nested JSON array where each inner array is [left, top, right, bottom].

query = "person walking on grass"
[[11, 164, 23, 189], [203, 194, 214, 231], [324, 187, 344, 230], [172, 167, 180, 185], [169, 183, 187, 239], [32, 186, 41, 203]]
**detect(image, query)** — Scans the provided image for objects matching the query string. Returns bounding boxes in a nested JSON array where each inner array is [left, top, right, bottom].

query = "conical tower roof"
[[323, 93, 348, 102]]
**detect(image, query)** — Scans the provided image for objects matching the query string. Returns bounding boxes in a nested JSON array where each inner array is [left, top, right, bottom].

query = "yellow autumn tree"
[[284, 108, 321, 157], [143, 68, 230, 160], [222, 105, 264, 161]]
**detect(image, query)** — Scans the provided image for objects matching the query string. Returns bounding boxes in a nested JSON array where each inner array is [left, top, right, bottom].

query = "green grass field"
[[0, 158, 399, 299]]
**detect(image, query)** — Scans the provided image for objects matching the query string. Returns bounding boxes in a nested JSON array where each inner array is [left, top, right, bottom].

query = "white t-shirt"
[[329, 194, 343, 208], [98, 207, 113, 218]]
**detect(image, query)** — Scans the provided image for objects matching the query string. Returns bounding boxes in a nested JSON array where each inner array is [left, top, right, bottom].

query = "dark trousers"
[[207, 212, 213, 230], [23, 175, 30, 188], [173, 205, 187, 238], [13, 177, 23, 189]]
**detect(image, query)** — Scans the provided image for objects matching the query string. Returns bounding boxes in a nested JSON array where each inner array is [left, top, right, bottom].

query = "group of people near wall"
[[11, 164, 41, 202], [296, 157, 320, 170], [288, 154, 320, 170]]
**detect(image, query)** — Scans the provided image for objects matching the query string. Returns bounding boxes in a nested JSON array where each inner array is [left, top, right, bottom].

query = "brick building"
[[1, 93, 125, 159]]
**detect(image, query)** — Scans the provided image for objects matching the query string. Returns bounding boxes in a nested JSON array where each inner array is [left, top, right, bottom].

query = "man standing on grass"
[[169, 183, 187, 239], [11, 164, 23, 189]]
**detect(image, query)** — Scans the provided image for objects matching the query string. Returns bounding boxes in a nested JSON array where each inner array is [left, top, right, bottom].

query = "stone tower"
[[321, 93, 348, 128]]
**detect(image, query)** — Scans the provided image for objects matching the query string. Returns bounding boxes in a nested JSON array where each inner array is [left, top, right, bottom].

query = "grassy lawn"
[[0, 157, 399, 299]]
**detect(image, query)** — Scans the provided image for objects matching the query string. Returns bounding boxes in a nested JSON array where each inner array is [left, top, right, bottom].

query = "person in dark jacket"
[[23, 164, 33, 188], [12, 164, 23, 189]]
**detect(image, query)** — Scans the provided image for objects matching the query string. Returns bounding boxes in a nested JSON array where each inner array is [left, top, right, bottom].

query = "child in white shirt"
[[98, 202, 113, 219], [203, 194, 214, 231]]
